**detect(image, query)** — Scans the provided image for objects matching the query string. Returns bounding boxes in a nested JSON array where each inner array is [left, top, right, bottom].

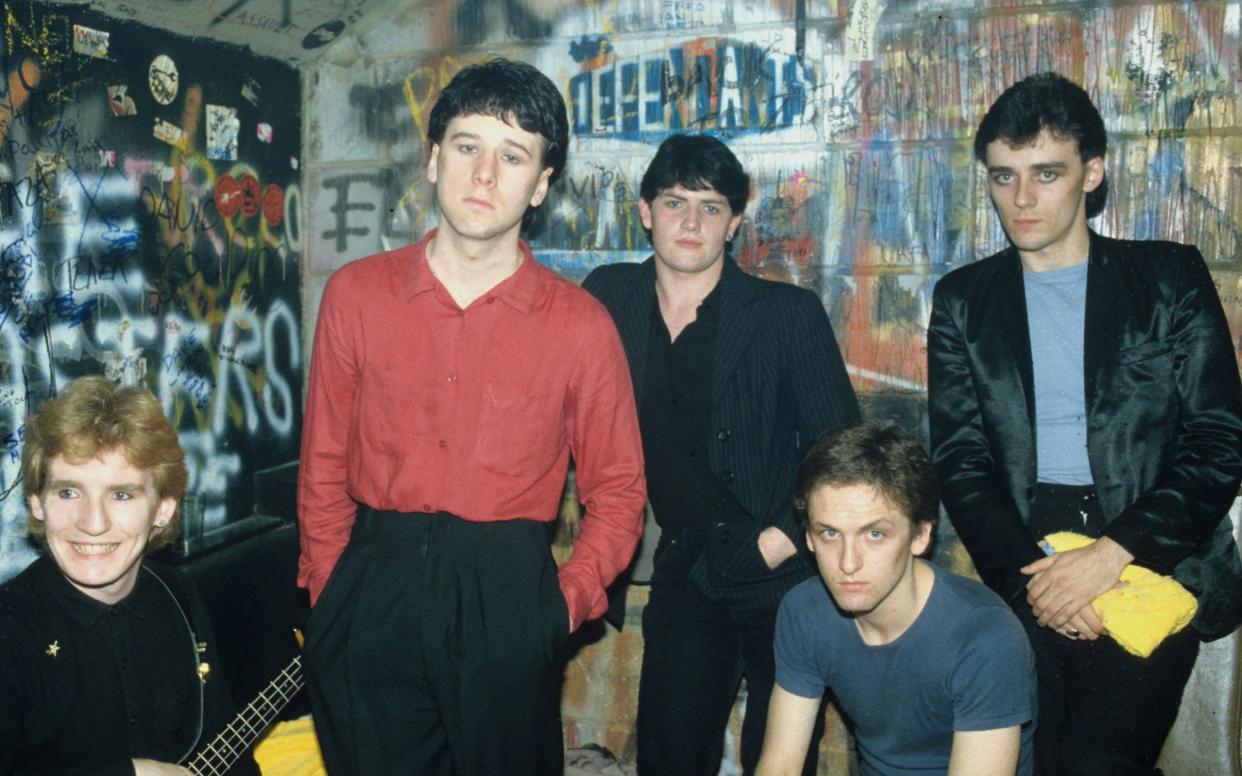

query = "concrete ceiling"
[[65, 0, 403, 66]]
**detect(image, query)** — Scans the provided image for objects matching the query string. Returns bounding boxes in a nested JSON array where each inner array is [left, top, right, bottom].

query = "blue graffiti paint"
[[568, 39, 813, 139]]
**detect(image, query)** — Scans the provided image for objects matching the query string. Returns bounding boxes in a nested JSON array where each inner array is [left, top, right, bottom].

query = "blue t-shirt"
[[1024, 261, 1092, 485], [774, 564, 1036, 775]]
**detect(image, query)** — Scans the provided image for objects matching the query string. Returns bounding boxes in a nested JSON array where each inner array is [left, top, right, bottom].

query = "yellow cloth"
[[252, 716, 327, 776], [1042, 532, 1197, 658]]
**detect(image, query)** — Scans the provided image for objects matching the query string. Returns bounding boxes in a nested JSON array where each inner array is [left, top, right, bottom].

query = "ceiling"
[[65, 0, 403, 66]]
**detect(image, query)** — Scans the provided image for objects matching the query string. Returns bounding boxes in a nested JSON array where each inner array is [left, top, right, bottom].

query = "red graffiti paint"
[[215, 174, 240, 218], [239, 174, 260, 218], [262, 183, 284, 226]]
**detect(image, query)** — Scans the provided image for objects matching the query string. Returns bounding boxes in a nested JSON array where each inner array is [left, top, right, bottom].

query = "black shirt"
[[0, 556, 249, 776], [640, 283, 723, 532]]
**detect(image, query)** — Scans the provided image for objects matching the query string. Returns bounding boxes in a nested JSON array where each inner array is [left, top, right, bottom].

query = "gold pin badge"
[[197, 661, 211, 685], [45, 640, 60, 657]]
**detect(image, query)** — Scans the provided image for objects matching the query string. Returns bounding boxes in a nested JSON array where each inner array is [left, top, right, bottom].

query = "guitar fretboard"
[[186, 655, 304, 776]]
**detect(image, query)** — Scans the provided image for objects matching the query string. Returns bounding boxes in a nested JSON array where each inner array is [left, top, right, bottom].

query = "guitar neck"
[[185, 655, 304, 776]]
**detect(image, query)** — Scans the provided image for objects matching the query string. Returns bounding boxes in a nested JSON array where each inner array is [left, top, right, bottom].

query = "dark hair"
[[794, 422, 939, 531], [974, 72, 1109, 218], [640, 134, 750, 216], [23, 376, 188, 553], [427, 57, 569, 186]]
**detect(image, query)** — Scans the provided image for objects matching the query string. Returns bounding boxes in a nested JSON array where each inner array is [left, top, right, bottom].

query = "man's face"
[[29, 449, 175, 605], [640, 184, 742, 279], [804, 483, 931, 621], [426, 113, 553, 245], [984, 128, 1104, 267]]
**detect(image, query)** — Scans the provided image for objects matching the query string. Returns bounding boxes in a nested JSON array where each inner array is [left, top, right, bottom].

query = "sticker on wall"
[[256, 122, 273, 144], [289, 156, 299, 170], [31, 153, 74, 225], [99, 149, 116, 168], [107, 85, 137, 116], [148, 54, 179, 106], [206, 105, 240, 161], [153, 117, 186, 149], [303, 20, 344, 49], [844, 0, 883, 61], [241, 76, 261, 107], [215, 174, 241, 218], [239, 174, 261, 218], [73, 25, 110, 59], [262, 183, 284, 227]]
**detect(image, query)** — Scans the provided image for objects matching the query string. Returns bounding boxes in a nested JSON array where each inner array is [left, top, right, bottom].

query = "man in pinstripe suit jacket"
[[584, 134, 860, 776]]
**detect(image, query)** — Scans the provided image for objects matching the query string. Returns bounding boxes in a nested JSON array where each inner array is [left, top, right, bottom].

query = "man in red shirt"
[[297, 58, 647, 776]]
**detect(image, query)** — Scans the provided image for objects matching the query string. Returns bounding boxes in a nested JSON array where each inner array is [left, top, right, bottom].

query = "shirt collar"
[[406, 228, 543, 314], [40, 554, 157, 628]]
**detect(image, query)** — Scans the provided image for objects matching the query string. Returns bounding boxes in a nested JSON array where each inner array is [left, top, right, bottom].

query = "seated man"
[[757, 422, 1036, 776], [0, 376, 254, 776]]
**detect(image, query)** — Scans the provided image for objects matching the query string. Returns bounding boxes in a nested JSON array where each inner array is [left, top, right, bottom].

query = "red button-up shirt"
[[297, 231, 646, 629]]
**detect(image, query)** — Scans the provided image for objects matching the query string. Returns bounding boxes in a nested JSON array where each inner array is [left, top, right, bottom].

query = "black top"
[[0, 556, 253, 776], [640, 283, 720, 532], [584, 257, 860, 615]]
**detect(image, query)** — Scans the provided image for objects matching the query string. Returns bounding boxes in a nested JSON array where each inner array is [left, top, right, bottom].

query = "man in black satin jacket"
[[928, 72, 1242, 776]]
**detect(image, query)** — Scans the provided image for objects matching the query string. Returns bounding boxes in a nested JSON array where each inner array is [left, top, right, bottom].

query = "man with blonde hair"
[[0, 376, 253, 776]]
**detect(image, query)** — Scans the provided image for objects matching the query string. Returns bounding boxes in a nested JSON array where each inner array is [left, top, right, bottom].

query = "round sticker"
[[215, 174, 240, 219], [262, 183, 284, 226], [239, 174, 260, 218], [148, 54, 179, 105]]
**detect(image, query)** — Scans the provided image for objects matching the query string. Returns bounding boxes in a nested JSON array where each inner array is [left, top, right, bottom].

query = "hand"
[[1021, 537, 1132, 629], [1052, 603, 1104, 641], [132, 759, 192, 775], [757, 527, 798, 570]]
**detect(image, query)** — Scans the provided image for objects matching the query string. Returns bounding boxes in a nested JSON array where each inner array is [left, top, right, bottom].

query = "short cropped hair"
[[23, 376, 188, 552], [794, 422, 939, 531], [427, 57, 570, 186], [974, 72, 1109, 219], [640, 134, 750, 217]]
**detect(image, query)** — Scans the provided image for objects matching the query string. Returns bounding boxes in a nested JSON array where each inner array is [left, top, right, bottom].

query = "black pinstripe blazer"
[[583, 256, 860, 613]]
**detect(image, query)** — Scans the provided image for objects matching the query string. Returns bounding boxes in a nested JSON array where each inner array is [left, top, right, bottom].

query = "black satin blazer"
[[928, 232, 1242, 639]]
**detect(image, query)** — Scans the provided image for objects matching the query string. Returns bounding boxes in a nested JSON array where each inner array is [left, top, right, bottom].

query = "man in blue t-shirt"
[[756, 423, 1035, 776]]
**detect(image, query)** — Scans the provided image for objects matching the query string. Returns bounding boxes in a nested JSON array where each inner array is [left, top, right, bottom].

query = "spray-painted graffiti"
[[568, 37, 816, 138], [0, 3, 303, 582]]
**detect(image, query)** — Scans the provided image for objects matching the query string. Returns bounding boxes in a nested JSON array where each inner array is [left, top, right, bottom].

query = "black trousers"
[[303, 509, 570, 776], [1022, 484, 1200, 776], [637, 532, 817, 776]]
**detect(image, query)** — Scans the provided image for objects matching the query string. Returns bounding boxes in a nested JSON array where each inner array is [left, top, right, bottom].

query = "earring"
[[727, 232, 735, 241]]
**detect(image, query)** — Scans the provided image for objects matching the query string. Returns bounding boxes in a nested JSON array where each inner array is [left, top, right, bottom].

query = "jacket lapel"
[[712, 258, 761, 407], [613, 258, 656, 399], [1082, 232, 1120, 415]]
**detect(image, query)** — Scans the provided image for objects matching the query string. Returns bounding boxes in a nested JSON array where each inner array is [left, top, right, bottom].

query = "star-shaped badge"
[[45, 640, 60, 657]]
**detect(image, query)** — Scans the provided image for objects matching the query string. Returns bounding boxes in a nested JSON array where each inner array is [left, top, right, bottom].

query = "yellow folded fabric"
[[252, 716, 327, 776], [1042, 532, 1197, 658]]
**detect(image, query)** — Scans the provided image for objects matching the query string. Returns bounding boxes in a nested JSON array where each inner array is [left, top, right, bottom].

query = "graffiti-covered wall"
[[302, 0, 1242, 771], [0, 3, 303, 581]]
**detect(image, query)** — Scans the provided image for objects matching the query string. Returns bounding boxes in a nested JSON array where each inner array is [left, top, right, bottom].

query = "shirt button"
[[717, 428, 731, 441], [486, 297, 496, 304], [439, 440, 447, 449], [129, 715, 137, 725], [447, 375, 457, 383], [423, 503, 432, 512], [721, 470, 735, 484]]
